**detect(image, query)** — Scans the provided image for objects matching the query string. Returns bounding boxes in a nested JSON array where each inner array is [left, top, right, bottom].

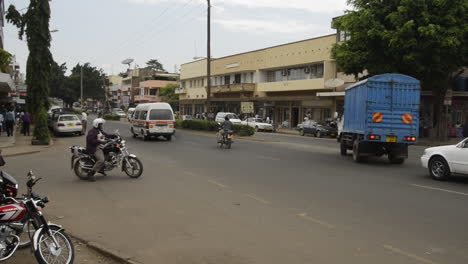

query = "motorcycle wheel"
[[227, 141, 232, 149], [34, 225, 75, 264], [73, 158, 93, 180], [123, 157, 143, 178]]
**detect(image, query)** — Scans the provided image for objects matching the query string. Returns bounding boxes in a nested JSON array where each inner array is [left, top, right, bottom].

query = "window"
[[140, 111, 148, 120], [149, 89, 157, 95], [224, 75, 231, 85], [134, 111, 140, 120], [288, 67, 307, 81], [149, 109, 173, 120], [190, 80, 193, 87], [181, 81, 186, 88], [234, 74, 241, 84], [338, 30, 351, 42], [201, 78, 205, 87], [267, 71, 276, 82], [59, 115, 79, 121]]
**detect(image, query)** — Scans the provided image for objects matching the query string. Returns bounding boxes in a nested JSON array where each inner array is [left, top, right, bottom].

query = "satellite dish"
[[122, 58, 134, 65], [324, 78, 345, 88]]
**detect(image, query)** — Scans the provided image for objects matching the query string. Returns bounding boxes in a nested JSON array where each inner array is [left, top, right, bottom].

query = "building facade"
[[179, 34, 355, 128], [136, 80, 178, 103]]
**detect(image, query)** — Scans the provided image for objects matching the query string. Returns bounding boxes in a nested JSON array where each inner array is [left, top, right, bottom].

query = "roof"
[[181, 34, 337, 66], [345, 74, 420, 90], [139, 80, 178, 88]]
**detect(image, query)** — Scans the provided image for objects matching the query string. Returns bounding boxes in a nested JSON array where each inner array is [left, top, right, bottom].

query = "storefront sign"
[[241, 102, 254, 113]]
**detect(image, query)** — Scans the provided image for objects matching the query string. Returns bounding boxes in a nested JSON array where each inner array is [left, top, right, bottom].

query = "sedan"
[[52, 114, 83, 136], [299, 120, 337, 138], [113, 109, 126, 118], [421, 138, 468, 180], [241, 118, 274, 132]]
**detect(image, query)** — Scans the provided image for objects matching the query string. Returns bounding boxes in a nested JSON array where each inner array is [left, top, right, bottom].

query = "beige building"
[[136, 80, 178, 103], [179, 34, 355, 128]]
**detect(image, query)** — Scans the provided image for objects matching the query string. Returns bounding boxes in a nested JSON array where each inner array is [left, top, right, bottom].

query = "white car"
[[112, 108, 126, 118], [215, 112, 242, 124], [241, 118, 274, 132], [52, 114, 83, 136], [421, 137, 468, 180]]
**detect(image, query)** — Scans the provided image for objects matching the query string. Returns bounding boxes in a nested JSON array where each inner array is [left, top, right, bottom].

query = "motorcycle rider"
[[86, 118, 115, 181], [218, 116, 233, 142]]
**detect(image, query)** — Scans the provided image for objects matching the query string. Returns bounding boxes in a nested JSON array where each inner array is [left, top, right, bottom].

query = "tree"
[[146, 59, 166, 72], [0, 49, 12, 73], [6, 0, 53, 144], [67, 63, 107, 103], [49, 61, 77, 107], [159, 83, 179, 108], [332, 0, 468, 140]]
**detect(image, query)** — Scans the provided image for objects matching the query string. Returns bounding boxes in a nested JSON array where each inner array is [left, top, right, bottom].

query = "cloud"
[[126, 0, 348, 13], [213, 18, 319, 34]]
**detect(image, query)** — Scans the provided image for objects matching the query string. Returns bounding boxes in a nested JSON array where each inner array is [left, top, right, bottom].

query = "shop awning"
[[316, 92, 345, 97]]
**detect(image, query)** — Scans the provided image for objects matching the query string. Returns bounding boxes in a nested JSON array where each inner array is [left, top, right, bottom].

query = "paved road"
[[4, 121, 468, 264]]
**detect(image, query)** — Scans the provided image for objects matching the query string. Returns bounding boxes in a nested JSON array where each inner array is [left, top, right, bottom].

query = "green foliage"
[[7, 0, 53, 143], [67, 63, 106, 102], [177, 120, 255, 136], [103, 114, 121, 121], [232, 124, 255, 137], [0, 49, 12, 73], [32, 104, 50, 144], [145, 59, 166, 72], [160, 83, 179, 105]]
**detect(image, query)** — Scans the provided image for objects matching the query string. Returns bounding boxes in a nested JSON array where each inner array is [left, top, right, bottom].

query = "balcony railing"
[[134, 95, 159, 102], [175, 88, 187, 94], [212, 83, 255, 94]]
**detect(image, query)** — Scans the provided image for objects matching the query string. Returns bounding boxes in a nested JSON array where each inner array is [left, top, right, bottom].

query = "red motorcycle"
[[0, 169, 75, 263]]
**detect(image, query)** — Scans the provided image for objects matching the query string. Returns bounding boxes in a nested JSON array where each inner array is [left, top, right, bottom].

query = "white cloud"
[[213, 18, 319, 34], [126, 0, 348, 13]]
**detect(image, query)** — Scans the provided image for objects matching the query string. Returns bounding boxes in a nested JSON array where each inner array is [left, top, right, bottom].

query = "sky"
[[4, 0, 350, 76]]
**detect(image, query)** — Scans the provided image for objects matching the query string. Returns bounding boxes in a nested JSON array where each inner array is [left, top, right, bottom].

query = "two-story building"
[[135, 80, 178, 103], [179, 34, 356, 128]]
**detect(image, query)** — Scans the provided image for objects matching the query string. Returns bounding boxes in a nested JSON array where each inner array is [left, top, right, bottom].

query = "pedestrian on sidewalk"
[[5, 109, 15, 137], [22, 112, 32, 136], [81, 111, 88, 134]]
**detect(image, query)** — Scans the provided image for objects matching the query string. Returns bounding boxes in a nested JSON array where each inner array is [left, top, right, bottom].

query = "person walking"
[[22, 112, 32, 136], [81, 111, 88, 134], [5, 110, 15, 137]]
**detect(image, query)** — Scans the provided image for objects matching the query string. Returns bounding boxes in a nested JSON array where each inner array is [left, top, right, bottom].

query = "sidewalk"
[[0, 127, 53, 157]]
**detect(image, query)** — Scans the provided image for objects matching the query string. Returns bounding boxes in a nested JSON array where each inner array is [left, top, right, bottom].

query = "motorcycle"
[[70, 131, 143, 179], [0, 170, 75, 263], [217, 129, 234, 149]]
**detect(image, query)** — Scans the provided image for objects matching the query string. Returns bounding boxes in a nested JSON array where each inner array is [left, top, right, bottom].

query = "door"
[[451, 140, 468, 174]]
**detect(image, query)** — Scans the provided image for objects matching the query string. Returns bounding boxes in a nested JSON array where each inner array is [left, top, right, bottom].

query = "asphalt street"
[[3, 119, 468, 264]]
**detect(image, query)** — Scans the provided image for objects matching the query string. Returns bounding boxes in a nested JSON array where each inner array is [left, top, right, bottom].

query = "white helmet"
[[92, 118, 106, 128]]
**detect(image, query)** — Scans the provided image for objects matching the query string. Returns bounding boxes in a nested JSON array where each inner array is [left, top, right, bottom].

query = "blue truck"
[[340, 73, 420, 164]]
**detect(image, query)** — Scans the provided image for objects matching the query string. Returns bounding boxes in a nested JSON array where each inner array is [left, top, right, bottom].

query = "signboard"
[[241, 102, 254, 114], [122, 96, 129, 106], [15, 99, 26, 104]]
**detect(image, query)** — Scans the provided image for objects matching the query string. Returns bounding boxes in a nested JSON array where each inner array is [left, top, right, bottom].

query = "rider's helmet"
[[225, 116, 230, 121], [92, 118, 106, 128]]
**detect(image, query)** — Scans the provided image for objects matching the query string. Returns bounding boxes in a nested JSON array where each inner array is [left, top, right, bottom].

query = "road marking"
[[183, 171, 197, 177], [411, 184, 468, 197], [297, 213, 334, 229], [256, 155, 280, 161], [383, 245, 440, 264], [244, 194, 270, 204], [207, 180, 227, 188]]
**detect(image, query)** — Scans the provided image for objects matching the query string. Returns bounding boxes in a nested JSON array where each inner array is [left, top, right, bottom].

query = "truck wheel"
[[429, 156, 450, 181], [340, 140, 347, 156], [352, 140, 363, 163], [388, 155, 405, 164]]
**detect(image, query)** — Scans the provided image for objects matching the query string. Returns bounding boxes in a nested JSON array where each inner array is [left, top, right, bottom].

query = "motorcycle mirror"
[[27, 170, 35, 180], [115, 129, 120, 135]]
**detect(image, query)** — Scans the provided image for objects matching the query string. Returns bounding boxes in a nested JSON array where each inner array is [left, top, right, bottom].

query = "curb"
[[4, 150, 42, 157], [69, 233, 142, 264]]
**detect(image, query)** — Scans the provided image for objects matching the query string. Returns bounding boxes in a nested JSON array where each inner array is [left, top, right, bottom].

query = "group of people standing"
[[0, 108, 32, 137]]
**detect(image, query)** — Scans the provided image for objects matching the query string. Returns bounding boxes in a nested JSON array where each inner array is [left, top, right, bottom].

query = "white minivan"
[[215, 112, 242, 124], [130, 103, 175, 141]]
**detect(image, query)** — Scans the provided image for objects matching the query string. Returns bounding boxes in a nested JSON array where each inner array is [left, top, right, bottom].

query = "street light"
[[122, 58, 135, 106]]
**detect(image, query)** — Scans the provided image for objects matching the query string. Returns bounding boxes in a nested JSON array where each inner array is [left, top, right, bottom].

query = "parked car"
[[215, 112, 242, 124], [51, 114, 83, 136], [241, 118, 274, 132], [181, 115, 193, 120], [421, 137, 468, 180], [299, 120, 337, 138], [112, 108, 126, 118]]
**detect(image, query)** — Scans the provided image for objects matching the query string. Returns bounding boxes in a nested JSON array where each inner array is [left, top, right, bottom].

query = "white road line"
[[207, 180, 227, 188], [244, 194, 270, 204], [183, 171, 197, 177], [297, 213, 334, 229], [384, 245, 440, 264], [411, 184, 468, 197]]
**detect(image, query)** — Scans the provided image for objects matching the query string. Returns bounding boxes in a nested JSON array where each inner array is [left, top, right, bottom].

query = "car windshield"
[[149, 109, 173, 120], [59, 115, 78, 121], [254, 118, 263, 123], [227, 114, 239, 119]]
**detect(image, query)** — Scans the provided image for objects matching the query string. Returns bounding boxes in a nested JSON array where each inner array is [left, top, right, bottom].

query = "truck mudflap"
[[387, 143, 408, 159], [357, 141, 408, 158]]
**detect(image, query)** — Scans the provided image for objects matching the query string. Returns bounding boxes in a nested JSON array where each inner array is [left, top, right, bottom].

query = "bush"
[[103, 114, 121, 121], [177, 120, 255, 136]]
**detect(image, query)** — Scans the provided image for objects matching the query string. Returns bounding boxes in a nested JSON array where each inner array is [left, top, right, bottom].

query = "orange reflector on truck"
[[372, 112, 383, 123], [402, 114, 413, 124]]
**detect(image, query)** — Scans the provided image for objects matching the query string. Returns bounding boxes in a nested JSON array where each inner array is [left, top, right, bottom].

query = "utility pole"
[[206, 0, 211, 114], [80, 65, 83, 109]]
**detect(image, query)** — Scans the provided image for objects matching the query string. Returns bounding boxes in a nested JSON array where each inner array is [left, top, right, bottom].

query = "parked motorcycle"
[[0, 170, 75, 263], [217, 129, 234, 149], [70, 131, 143, 179]]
